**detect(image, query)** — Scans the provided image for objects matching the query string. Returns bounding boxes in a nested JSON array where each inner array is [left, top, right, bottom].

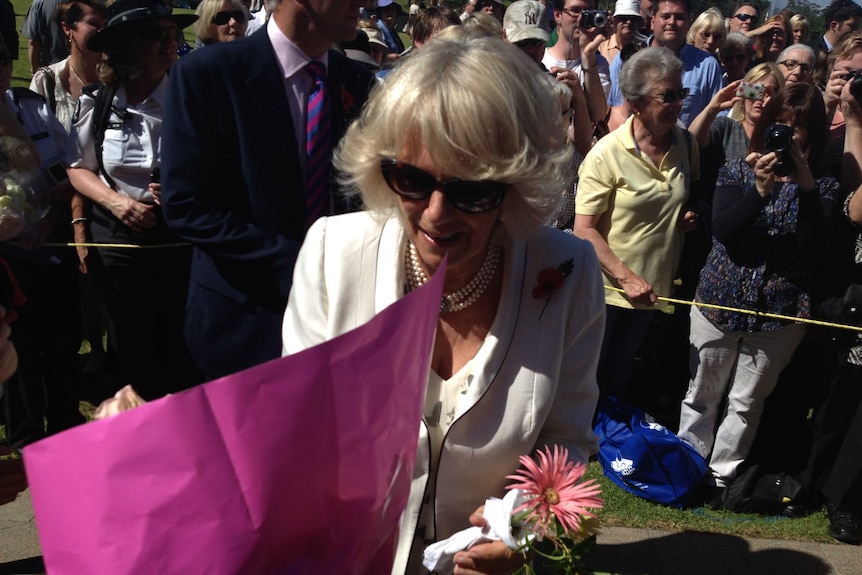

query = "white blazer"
[[282, 211, 604, 574]]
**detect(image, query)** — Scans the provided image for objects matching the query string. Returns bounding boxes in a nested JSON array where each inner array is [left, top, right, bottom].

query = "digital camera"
[[580, 10, 609, 29], [843, 69, 862, 101], [763, 123, 795, 177]]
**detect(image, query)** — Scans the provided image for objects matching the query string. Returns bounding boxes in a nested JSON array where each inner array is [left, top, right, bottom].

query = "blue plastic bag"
[[594, 396, 709, 508]]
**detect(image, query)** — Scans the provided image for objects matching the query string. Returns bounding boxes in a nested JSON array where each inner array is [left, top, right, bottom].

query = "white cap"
[[503, 0, 550, 44], [613, 0, 642, 20]]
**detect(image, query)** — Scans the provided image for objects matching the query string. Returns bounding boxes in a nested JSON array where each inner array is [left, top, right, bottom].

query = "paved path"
[[1, 490, 860, 574]]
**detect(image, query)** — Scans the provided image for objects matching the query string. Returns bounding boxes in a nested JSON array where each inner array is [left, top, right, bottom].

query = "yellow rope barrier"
[[19, 239, 862, 333], [603, 285, 862, 333], [38, 241, 192, 249]]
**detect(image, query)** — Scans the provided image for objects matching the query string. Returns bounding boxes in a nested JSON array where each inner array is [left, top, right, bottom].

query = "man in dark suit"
[[811, 0, 862, 86], [161, 0, 372, 380]]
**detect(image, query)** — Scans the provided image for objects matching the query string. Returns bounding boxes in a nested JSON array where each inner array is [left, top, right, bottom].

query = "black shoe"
[[826, 501, 862, 545]]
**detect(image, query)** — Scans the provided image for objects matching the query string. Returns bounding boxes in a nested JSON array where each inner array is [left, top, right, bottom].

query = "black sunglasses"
[[650, 87, 690, 104], [733, 12, 759, 24], [515, 38, 546, 49], [380, 159, 508, 214], [212, 10, 247, 25]]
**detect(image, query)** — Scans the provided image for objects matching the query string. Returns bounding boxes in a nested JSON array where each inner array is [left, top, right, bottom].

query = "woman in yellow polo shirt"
[[575, 46, 699, 402]]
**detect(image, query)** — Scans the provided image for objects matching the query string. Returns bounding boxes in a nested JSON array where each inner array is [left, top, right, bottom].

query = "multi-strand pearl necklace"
[[405, 242, 501, 313]]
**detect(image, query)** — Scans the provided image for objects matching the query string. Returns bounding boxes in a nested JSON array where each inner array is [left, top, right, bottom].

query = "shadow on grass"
[[585, 530, 833, 575], [0, 556, 44, 575]]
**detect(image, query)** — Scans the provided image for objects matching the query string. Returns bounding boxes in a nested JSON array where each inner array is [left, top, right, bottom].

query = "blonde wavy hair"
[[728, 62, 785, 122], [334, 31, 571, 238]]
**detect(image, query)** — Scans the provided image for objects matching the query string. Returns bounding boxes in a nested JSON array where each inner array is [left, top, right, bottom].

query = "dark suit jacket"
[[161, 30, 372, 379]]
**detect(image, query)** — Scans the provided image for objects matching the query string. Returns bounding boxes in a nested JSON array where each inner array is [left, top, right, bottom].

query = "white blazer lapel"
[[374, 215, 408, 314]]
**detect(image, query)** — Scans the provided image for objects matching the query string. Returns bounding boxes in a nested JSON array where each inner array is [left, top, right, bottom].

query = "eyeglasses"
[[380, 159, 508, 214], [0, 55, 11, 66], [212, 10, 247, 25], [515, 38, 546, 48], [699, 31, 723, 40], [650, 88, 689, 104], [779, 59, 813, 74], [733, 12, 759, 24], [140, 26, 183, 43], [561, 7, 582, 18]]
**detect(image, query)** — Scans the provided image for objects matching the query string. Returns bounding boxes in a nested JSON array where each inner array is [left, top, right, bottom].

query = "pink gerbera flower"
[[505, 445, 603, 539]]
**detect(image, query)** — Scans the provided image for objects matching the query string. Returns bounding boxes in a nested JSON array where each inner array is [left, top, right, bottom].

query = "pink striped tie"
[[304, 61, 332, 228]]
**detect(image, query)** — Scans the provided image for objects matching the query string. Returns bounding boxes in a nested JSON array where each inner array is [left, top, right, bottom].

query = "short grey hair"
[[718, 31, 752, 60], [618, 46, 684, 103], [334, 31, 571, 237], [776, 43, 815, 64]]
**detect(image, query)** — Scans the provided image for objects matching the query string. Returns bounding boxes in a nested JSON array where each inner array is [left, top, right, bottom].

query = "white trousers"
[[678, 306, 806, 485]]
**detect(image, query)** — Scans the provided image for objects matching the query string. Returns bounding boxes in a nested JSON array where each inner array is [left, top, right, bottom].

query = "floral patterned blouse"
[[695, 158, 841, 332]]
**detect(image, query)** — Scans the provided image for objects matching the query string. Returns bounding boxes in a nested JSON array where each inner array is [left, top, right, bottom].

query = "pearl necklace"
[[405, 242, 501, 313]]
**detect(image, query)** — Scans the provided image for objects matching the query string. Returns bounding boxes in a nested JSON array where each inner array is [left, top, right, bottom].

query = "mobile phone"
[[737, 81, 766, 101]]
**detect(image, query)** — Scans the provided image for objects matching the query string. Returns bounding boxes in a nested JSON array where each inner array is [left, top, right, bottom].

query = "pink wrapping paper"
[[23, 265, 444, 575]]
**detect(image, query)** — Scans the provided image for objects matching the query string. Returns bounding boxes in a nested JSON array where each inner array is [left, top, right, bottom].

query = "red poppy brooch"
[[532, 259, 574, 319]]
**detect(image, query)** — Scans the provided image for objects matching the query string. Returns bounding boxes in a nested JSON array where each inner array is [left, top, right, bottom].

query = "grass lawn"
[[3, 0, 834, 547], [583, 461, 833, 543]]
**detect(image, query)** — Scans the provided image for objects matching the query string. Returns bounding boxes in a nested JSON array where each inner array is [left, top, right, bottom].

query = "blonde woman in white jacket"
[[282, 31, 604, 575]]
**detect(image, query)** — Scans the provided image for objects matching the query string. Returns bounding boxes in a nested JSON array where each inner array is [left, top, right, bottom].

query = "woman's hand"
[[452, 506, 525, 575], [748, 151, 777, 198], [787, 138, 816, 191], [708, 80, 743, 116], [107, 195, 156, 233], [619, 271, 657, 306], [825, 69, 851, 113], [746, 19, 784, 39]]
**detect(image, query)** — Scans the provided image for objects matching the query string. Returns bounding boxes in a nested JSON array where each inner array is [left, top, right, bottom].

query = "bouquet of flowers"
[[424, 445, 603, 574]]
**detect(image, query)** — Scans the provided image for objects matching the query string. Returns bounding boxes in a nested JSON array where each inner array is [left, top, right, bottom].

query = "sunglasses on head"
[[140, 25, 183, 42], [515, 38, 546, 48], [212, 9, 247, 25], [734, 12, 759, 23], [650, 87, 689, 104], [380, 159, 508, 214]]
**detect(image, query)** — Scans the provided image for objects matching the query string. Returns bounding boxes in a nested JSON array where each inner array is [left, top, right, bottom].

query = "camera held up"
[[763, 123, 795, 178]]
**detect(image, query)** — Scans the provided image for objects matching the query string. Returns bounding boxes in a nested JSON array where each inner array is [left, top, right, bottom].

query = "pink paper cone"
[[24, 263, 444, 574]]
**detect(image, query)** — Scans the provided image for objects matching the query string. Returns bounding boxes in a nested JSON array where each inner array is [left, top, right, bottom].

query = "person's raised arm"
[[689, 80, 742, 149]]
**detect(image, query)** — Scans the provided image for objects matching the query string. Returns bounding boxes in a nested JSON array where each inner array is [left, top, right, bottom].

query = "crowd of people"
[[2, 0, 862, 571]]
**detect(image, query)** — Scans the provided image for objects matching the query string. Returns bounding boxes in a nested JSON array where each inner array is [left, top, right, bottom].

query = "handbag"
[[594, 396, 709, 508], [721, 465, 805, 514]]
